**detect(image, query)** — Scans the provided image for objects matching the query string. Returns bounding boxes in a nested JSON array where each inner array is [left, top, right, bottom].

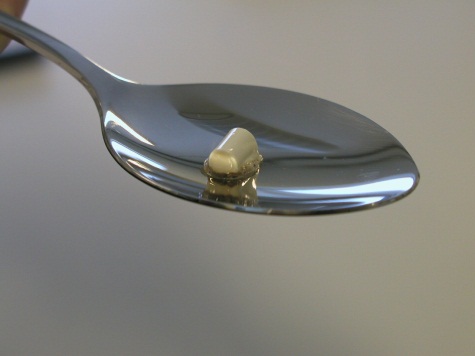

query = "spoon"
[[0, 12, 419, 215]]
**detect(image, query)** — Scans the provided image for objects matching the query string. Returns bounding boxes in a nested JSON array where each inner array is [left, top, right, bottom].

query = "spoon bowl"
[[0, 12, 419, 215]]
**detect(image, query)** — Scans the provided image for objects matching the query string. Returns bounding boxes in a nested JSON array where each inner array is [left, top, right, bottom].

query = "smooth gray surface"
[[1, 1, 474, 355]]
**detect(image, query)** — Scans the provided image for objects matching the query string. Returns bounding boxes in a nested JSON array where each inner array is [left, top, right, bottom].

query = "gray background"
[[1, 1, 474, 355]]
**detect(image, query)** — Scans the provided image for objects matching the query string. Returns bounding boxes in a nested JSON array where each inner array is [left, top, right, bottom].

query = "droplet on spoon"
[[202, 176, 259, 206]]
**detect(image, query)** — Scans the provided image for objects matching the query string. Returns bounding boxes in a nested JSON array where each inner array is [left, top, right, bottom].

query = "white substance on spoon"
[[204, 128, 263, 180]]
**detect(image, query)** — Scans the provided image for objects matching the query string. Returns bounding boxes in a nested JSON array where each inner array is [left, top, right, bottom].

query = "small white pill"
[[205, 128, 262, 179]]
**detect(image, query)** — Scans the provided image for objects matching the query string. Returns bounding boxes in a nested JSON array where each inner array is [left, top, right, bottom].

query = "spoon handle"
[[0, 11, 118, 99]]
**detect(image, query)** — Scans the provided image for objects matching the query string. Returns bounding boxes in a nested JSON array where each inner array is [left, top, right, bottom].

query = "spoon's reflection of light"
[[110, 140, 168, 172], [279, 176, 415, 197], [104, 111, 153, 146], [331, 196, 385, 204], [127, 159, 152, 172], [95, 63, 137, 83]]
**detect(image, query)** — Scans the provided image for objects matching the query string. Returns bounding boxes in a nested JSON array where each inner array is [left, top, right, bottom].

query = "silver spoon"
[[0, 12, 419, 215]]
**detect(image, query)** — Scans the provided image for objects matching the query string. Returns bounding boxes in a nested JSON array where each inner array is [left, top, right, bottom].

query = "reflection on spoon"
[[202, 175, 259, 207], [0, 12, 419, 215]]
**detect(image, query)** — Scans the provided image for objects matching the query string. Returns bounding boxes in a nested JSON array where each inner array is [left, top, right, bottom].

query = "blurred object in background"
[[0, 41, 34, 61]]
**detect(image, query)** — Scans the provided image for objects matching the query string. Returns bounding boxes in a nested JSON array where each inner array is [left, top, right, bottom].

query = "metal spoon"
[[0, 12, 419, 215]]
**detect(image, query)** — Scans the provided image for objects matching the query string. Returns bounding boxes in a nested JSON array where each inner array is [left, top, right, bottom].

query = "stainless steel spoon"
[[0, 12, 419, 215]]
